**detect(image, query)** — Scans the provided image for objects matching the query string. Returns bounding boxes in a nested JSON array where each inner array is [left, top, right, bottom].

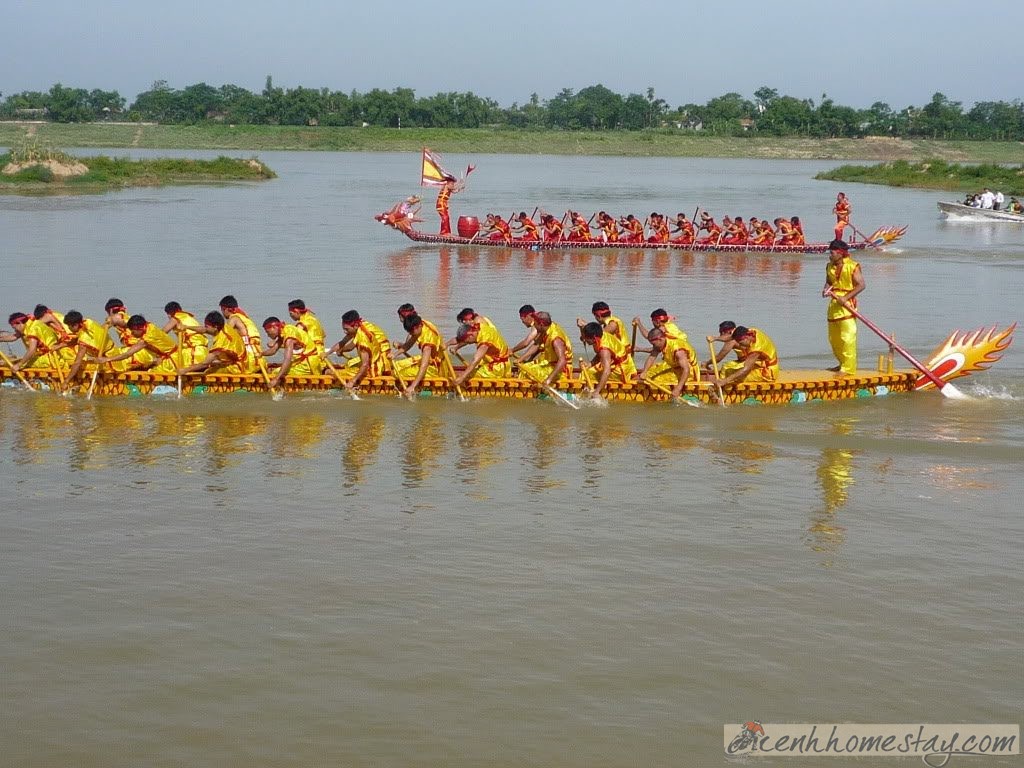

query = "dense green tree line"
[[2, 80, 1023, 140]]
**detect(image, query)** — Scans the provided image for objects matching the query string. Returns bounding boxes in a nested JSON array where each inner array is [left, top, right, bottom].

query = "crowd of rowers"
[[0, 297, 779, 401], [475, 210, 807, 247]]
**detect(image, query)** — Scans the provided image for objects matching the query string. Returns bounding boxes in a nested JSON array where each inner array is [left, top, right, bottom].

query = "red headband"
[[594, 308, 611, 317], [9, 313, 28, 326]]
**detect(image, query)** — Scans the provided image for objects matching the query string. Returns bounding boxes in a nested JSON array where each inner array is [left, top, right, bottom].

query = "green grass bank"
[[2, 122, 1024, 162], [0, 145, 275, 195], [816, 159, 1024, 196]]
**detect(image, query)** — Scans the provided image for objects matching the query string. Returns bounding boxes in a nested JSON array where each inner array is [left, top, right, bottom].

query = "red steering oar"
[[832, 294, 969, 399]]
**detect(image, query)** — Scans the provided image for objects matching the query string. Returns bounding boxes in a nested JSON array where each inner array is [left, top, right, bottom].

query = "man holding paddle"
[[822, 238, 865, 375]]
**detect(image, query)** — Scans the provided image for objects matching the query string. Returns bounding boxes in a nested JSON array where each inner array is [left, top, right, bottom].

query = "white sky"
[[2, 0, 1022, 110]]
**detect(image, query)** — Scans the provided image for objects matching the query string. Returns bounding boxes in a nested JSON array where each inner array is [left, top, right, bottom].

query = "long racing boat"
[[380, 215, 908, 253], [2, 325, 1013, 406]]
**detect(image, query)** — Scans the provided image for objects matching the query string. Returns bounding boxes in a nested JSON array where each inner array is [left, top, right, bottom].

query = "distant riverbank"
[[2, 121, 1024, 162], [816, 159, 1024, 196]]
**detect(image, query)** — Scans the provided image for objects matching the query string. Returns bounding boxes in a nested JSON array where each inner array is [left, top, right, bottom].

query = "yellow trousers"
[[520, 359, 572, 384], [647, 360, 697, 386], [180, 346, 208, 368], [721, 360, 775, 383], [828, 317, 858, 375], [395, 355, 442, 378], [473, 358, 511, 379]]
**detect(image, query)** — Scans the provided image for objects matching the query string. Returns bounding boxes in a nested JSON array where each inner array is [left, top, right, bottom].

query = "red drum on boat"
[[457, 216, 479, 238]]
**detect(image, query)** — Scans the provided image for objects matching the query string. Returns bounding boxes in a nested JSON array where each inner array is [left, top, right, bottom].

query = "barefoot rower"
[[823, 238, 865, 375], [162, 302, 209, 367]]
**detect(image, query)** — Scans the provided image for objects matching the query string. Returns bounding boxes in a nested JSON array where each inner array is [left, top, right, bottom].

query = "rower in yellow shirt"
[[637, 326, 698, 398], [288, 299, 326, 354], [510, 304, 540, 361], [710, 325, 779, 386], [178, 312, 249, 376], [632, 308, 690, 353], [393, 312, 444, 398], [162, 301, 209, 367], [62, 311, 112, 383], [577, 301, 629, 349], [219, 295, 261, 373], [580, 321, 637, 398], [5, 311, 66, 372], [32, 304, 76, 364], [448, 307, 498, 352], [103, 298, 133, 348], [97, 314, 178, 372], [520, 311, 574, 387], [261, 316, 324, 387], [326, 309, 393, 392], [452, 318, 512, 386]]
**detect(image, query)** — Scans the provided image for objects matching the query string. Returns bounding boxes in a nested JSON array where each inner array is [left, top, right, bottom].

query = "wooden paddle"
[[86, 321, 112, 400], [640, 369, 700, 408], [48, 351, 68, 395], [514, 358, 579, 410], [250, 337, 282, 401], [175, 328, 187, 399], [387, 353, 410, 398], [440, 347, 467, 402], [578, 356, 596, 394], [0, 346, 35, 392], [706, 338, 727, 407], [826, 291, 968, 399], [323, 356, 361, 400]]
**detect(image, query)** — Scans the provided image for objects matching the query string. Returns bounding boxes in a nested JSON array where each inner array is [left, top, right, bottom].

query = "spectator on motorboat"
[[993, 190, 1005, 210], [978, 188, 996, 209]]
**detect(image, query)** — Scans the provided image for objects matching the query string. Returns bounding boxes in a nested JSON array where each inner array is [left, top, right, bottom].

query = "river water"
[[1, 152, 1022, 767]]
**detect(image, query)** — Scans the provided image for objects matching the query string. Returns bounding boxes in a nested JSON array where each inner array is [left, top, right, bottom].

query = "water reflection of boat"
[[937, 201, 1024, 222]]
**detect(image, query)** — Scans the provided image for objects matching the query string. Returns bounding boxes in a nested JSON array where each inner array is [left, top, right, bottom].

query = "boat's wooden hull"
[[1, 365, 918, 406], [394, 228, 904, 253]]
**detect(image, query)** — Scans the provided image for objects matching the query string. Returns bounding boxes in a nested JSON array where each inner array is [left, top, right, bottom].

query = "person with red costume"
[[513, 211, 540, 241], [541, 214, 564, 241], [647, 213, 670, 244], [832, 192, 851, 240], [483, 213, 512, 244], [696, 212, 722, 244], [435, 179, 457, 235], [620, 214, 645, 243], [670, 213, 695, 245], [566, 211, 592, 242], [597, 212, 620, 243]]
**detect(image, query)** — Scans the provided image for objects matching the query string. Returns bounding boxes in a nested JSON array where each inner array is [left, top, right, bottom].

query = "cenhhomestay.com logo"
[[724, 723, 1018, 767]]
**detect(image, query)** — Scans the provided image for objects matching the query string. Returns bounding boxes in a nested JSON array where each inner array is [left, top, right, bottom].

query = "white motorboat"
[[938, 201, 1024, 222]]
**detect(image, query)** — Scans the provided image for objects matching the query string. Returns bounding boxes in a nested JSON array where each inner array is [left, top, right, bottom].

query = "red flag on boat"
[[421, 148, 457, 187]]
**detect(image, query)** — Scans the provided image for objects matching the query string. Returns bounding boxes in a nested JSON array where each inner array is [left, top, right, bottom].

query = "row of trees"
[[3, 80, 1024, 140]]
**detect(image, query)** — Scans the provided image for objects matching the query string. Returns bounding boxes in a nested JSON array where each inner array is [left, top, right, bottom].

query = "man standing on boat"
[[436, 178, 457, 235], [822, 239, 865, 375], [832, 192, 851, 240]]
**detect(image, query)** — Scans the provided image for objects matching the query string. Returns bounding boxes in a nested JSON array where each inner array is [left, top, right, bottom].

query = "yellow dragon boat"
[[0, 325, 1013, 406]]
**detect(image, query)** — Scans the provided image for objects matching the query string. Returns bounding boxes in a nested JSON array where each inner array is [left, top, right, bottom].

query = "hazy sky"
[[2, 0, 1022, 109]]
